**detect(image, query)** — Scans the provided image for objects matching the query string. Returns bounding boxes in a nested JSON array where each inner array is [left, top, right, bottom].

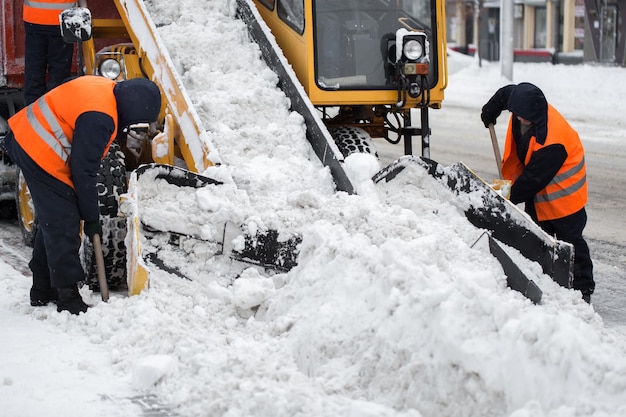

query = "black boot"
[[56, 285, 89, 315], [30, 274, 58, 306]]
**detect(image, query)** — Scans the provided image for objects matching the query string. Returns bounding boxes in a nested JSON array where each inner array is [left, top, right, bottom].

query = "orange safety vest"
[[502, 104, 587, 221], [23, 0, 77, 26], [8, 76, 118, 189]]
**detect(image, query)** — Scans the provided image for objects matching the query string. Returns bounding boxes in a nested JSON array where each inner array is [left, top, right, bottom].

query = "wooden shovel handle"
[[489, 124, 504, 179], [92, 233, 110, 302]]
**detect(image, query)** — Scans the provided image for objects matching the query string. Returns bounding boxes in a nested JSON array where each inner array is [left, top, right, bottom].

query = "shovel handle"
[[488, 124, 504, 179], [92, 233, 110, 302]]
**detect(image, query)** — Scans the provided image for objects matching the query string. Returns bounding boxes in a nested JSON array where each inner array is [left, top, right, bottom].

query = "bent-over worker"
[[1, 76, 161, 314]]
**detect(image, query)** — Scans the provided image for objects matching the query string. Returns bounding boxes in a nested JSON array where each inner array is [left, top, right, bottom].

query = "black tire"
[[329, 126, 378, 158], [81, 142, 128, 291], [1, 147, 18, 220]]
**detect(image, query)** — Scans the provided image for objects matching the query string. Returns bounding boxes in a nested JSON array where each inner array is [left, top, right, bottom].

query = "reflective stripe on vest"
[[534, 157, 586, 203], [23, 0, 77, 26], [7, 76, 118, 189], [26, 97, 72, 164]]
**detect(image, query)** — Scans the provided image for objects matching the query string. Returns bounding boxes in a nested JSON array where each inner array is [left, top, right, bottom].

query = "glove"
[[480, 108, 497, 128], [480, 85, 514, 128], [481, 98, 502, 128], [491, 179, 512, 200], [84, 221, 103, 240]]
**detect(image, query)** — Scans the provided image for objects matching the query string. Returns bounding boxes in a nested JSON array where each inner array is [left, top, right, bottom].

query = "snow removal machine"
[[249, 0, 446, 162], [241, 0, 573, 303], [0, 0, 574, 303]]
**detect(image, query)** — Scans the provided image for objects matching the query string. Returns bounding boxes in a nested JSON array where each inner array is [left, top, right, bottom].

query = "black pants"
[[527, 203, 595, 294], [23, 22, 74, 105], [2, 132, 84, 288]]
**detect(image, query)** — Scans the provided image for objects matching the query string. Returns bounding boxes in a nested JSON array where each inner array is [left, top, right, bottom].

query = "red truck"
[[0, 1, 27, 217], [0, 1, 130, 217], [1, 1, 27, 133], [1, 1, 128, 123]]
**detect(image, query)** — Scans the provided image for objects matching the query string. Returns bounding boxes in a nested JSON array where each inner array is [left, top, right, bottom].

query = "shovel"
[[92, 233, 110, 302]]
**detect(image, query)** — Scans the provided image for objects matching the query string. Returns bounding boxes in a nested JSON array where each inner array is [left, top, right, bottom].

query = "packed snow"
[[1, 1, 626, 416]]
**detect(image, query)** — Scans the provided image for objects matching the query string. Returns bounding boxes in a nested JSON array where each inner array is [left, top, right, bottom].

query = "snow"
[[2, 1, 626, 416]]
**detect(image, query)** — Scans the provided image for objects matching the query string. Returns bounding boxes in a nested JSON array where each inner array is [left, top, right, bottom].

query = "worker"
[[480, 82, 594, 303], [0, 76, 161, 314], [22, 0, 77, 105]]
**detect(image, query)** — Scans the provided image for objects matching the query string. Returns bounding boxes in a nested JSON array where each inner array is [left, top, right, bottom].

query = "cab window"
[[314, 0, 435, 90], [258, 0, 275, 10], [277, 0, 304, 34]]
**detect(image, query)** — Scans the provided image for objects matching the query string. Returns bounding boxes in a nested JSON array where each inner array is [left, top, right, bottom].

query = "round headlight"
[[403, 40, 423, 61], [99, 59, 122, 80]]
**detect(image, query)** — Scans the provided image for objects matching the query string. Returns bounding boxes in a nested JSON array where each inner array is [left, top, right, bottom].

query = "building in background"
[[447, 0, 626, 66], [583, 0, 626, 63]]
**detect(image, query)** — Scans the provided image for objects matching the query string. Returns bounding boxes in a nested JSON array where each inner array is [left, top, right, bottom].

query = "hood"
[[113, 78, 162, 130], [507, 82, 548, 144]]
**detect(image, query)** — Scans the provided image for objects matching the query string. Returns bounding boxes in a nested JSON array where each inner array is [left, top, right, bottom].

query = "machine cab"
[[254, 0, 448, 156]]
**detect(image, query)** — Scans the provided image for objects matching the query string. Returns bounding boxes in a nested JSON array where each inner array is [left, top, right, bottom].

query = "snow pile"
[[132, 354, 178, 390]]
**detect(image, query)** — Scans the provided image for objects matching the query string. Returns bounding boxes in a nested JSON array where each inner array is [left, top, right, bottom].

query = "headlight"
[[403, 40, 424, 61], [99, 59, 122, 80]]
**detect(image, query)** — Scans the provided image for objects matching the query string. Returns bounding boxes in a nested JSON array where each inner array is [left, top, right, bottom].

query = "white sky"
[[2, 1, 626, 416]]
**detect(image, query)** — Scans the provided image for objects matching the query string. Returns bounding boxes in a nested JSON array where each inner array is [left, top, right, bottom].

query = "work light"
[[99, 59, 122, 80]]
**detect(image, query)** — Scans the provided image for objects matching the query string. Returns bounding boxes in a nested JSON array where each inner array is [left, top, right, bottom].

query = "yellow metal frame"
[[17, 172, 35, 235]]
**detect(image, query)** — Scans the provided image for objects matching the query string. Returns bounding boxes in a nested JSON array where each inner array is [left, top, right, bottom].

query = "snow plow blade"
[[133, 163, 222, 188], [373, 156, 574, 290], [488, 234, 542, 304], [233, 229, 300, 272], [122, 164, 300, 295]]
